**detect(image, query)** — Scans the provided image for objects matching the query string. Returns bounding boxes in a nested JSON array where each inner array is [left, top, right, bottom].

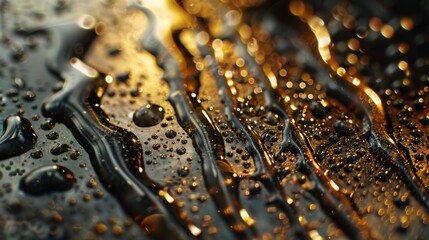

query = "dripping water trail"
[[25, 17, 198, 240], [275, 1, 429, 209], [193, 21, 310, 240], [134, 3, 256, 239], [233, 35, 373, 240]]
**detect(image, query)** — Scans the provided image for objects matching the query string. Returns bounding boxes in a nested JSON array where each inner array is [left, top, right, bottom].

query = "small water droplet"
[[46, 131, 59, 140], [40, 118, 56, 130], [165, 129, 177, 139], [176, 146, 187, 155], [177, 166, 189, 177], [30, 149, 43, 159], [50, 143, 71, 155]]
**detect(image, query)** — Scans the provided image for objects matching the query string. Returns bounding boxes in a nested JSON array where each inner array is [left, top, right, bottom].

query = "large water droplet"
[[0, 115, 37, 160], [334, 119, 356, 136], [133, 104, 165, 127], [20, 165, 76, 195], [309, 101, 329, 119]]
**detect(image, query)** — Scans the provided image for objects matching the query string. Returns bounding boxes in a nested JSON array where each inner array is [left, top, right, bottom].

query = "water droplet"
[[40, 118, 56, 130], [20, 165, 76, 195], [309, 101, 329, 119], [165, 129, 177, 139], [46, 131, 59, 140], [70, 150, 81, 160], [30, 149, 43, 159], [177, 166, 189, 177], [334, 119, 356, 136], [116, 72, 130, 84], [22, 91, 36, 102], [50, 143, 71, 155], [0, 115, 37, 160], [176, 146, 187, 155], [133, 104, 165, 127], [419, 115, 429, 125]]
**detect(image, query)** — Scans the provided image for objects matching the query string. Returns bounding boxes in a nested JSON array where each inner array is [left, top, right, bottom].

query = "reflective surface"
[[0, 0, 429, 239]]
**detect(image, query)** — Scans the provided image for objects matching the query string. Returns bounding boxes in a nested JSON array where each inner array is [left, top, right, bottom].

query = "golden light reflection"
[[105, 75, 113, 84], [307, 16, 332, 63], [329, 180, 340, 191], [159, 189, 175, 203], [135, 0, 195, 73], [400, 17, 414, 30], [262, 64, 278, 88], [289, 0, 385, 114], [188, 224, 202, 236], [70, 57, 98, 78], [309, 230, 323, 240], [77, 14, 96, 29], [239, 209, 255, 226], [380, 24, 394, 38]]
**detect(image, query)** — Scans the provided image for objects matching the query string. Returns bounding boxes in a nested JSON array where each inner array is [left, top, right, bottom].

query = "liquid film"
[[0, 0, 429, 239]]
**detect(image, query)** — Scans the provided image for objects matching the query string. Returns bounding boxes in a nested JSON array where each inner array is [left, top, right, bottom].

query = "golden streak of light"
[[352, 77, 360, 86], [159, 190, 175, 203], [188, 224, 202, 236], [179, 29, 199, 57], [363, 87, 383, 112], [201, 110, 213, 125], [324, 170, 329, 176], [70, 57, 98, 78], [262, 64, 278, 88], [307, 16, 332, 63], [138, 167, 143, 173], [309, 230, 323, 240], [287, 197, 294, 204], [297, 10, 386, 115], [239, 209, 255, 226], [329, 179, 340, 191]]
